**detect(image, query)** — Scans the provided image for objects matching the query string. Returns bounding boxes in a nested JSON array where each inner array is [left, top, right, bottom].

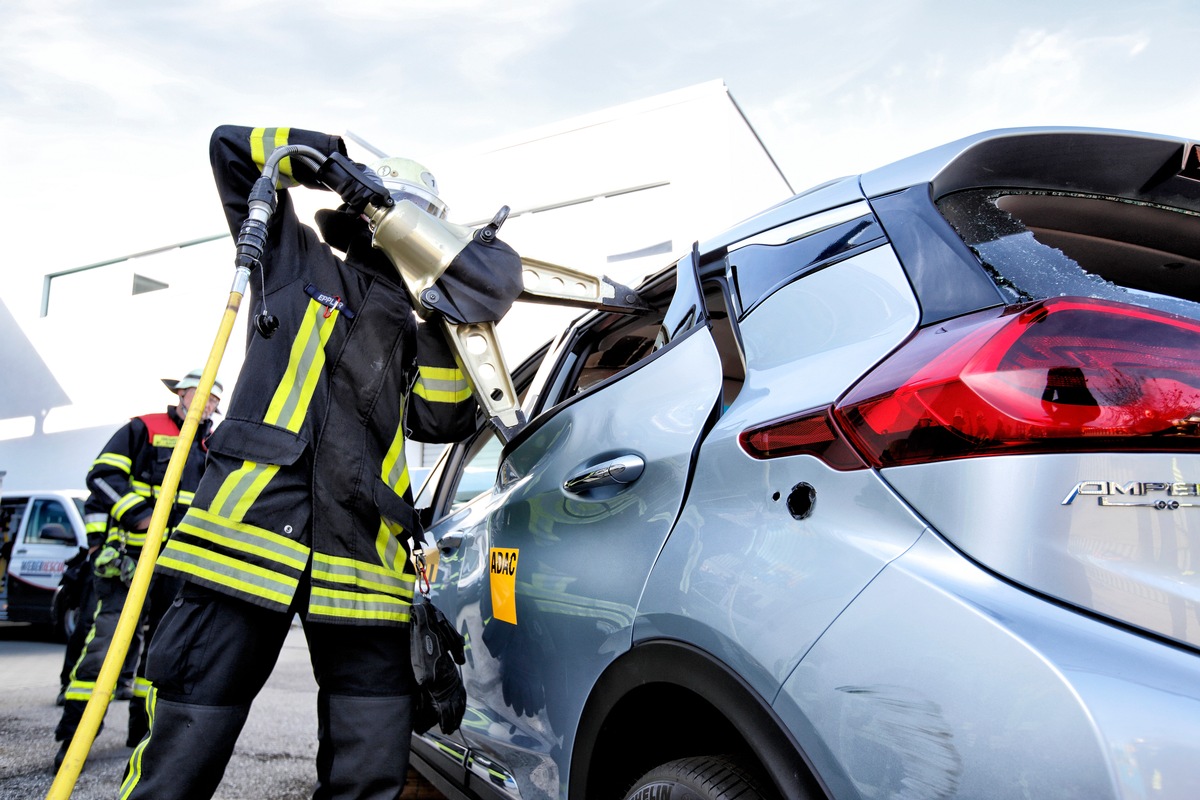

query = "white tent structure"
[[0, 81, 792, 491]]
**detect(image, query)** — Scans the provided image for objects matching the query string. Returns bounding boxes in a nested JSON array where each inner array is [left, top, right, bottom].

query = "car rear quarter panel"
[[881, 454, 1200, 651], [783, 529, 1200, 799]]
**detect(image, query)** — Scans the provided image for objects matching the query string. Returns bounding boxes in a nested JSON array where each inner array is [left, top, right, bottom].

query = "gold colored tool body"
[[365, 199, 527, 438], [364, 198, 648, 443], [365, 199, 471, 297]]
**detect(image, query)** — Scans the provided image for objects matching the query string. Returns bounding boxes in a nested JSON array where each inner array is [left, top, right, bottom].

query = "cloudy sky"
[[2, 0, 1199, 324]]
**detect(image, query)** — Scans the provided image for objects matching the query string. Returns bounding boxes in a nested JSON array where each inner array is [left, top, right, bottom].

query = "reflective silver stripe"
[[412, 366, 471, 404], [376, 422, 410, 568], [174, 509, 309, 568], [308, 587, 413, 623], [114, 492, 144, 518], [94, 477, 123, 504], [95, 453, 131, 472], [211, 462, 276, 520], [416, 373, 469, 397], [266, 303, 334, 430], [157, 541, 299, 609], [254, 127, 298, 187], [312, 553, 416, 598], [64, 682, 97, 701]]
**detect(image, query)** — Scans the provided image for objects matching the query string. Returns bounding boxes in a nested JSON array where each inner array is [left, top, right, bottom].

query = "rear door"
[[418, 258, 726, 795]]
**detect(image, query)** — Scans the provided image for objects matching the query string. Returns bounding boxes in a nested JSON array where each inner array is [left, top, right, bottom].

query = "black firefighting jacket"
[[157, 125, 477, 626], [84, 408, 211, 554]]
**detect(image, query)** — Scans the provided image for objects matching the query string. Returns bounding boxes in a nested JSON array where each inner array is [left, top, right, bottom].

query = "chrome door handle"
[[564, 455, 645, 493]]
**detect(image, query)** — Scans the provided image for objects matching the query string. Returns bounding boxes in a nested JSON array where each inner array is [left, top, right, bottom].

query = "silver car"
[[409, 127, 1200, 800]]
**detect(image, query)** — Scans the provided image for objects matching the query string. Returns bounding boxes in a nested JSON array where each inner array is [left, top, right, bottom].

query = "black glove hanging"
[[410, 597, 467, 735], [409, 546, 467, 736]]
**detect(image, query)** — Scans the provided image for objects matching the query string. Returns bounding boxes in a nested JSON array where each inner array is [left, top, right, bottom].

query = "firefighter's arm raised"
[[209, 125, 346, 238]]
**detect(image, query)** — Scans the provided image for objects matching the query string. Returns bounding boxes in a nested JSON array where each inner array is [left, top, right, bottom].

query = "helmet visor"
[[385, 181, 448, 220]]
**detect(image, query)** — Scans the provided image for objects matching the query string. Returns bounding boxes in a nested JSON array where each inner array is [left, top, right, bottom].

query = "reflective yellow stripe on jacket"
[[157, 507, 309, 608], [412, 365, 471, 404], [159, 297, 336, 610], [310, 416, 416, 623], [251, 126, 297, 187]]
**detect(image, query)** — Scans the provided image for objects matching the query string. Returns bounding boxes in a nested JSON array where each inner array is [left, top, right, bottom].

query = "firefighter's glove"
[[316, 152, 389, 215], [93, 546, 136, 585], [410, 598, 466, 734]]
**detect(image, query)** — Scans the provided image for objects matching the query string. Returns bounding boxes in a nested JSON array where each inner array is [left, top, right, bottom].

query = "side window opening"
[[451, 432, 503, 512], [550, 277, 673, 404], [418, 428, 504, 528]]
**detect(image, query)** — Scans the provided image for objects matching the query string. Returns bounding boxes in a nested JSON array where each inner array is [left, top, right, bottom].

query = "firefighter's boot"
[[122, 697, 250, 799], [314, 693, 414, 800]]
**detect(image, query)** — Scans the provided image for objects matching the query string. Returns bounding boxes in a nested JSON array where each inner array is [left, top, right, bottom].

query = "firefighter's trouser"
[[59, 571, 140, 693], [56, 568, 180, 746], [121, 582, 417, 800]]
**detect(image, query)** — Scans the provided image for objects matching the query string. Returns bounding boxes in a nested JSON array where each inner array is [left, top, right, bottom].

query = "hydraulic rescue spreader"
[[242, 145, 649, 442]]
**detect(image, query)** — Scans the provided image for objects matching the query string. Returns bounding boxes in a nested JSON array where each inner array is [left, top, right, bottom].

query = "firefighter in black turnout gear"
[[123, 126, 519, 799], [54, 370, 219, 770]]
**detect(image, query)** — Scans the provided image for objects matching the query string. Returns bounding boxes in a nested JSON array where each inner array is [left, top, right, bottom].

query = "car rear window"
[[937, 189, 1200, 320]]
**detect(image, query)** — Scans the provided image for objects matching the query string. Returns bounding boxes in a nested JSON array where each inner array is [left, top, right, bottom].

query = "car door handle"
[[564, 455, 645, 493], [437, 530, 465, 553]]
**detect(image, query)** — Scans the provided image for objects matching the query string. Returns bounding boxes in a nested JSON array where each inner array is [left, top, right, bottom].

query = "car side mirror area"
[[39, 523, 75, 544]]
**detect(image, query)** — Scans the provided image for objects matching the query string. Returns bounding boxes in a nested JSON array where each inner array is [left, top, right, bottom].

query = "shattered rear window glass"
[[937, 190, 1200, 320]]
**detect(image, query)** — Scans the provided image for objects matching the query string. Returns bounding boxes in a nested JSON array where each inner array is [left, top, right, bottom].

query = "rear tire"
[[622, 755, 773, 800]]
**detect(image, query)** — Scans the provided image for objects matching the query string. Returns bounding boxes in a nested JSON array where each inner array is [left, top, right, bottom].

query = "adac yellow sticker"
[[489, 547, 519, 624]]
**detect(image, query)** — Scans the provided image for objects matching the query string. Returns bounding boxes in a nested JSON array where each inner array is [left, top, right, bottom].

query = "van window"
[[26, 499, 73, 545]]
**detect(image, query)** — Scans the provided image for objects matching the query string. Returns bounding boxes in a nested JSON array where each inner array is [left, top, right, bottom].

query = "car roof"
[[1, 489, 88, 500], [703, 126, 1200, 255]]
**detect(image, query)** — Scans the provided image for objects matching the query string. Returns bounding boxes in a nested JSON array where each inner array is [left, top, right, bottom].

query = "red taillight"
[[740, 407, 867, 470], [833, 296, 1200, 467]]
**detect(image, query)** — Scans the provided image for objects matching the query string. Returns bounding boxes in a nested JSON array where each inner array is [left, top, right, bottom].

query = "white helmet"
[[370, 156, 448, 219]]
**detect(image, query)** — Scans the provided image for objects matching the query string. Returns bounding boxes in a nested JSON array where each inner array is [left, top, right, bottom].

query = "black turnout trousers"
[[121, 580, 416, 800]]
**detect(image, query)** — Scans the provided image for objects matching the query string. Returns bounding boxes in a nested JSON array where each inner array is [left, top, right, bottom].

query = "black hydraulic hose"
[[235, 145, 329, 271]]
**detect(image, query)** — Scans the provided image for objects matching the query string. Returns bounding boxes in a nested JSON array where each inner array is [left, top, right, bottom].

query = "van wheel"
[[622, 755, 772, 800]]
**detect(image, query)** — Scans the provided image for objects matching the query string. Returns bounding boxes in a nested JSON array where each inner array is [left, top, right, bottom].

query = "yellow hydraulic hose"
[[46, 274, 250, 800]]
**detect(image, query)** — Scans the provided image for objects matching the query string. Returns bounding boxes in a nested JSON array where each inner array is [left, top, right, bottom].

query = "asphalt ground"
[[0, 622, 446, 799]]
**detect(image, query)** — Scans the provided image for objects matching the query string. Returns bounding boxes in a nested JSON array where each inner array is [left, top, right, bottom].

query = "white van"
[[0, 490, 88, 638]]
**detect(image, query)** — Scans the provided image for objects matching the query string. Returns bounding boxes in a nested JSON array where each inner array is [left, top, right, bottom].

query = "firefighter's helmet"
[[370, 157, 448, 220]]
